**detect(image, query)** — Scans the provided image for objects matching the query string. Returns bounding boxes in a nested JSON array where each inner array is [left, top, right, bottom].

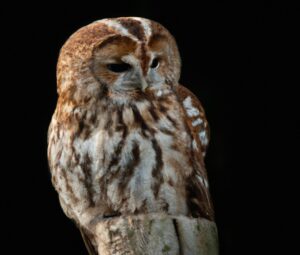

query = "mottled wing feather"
[[175, 84, 210, 158], [175, 84, 214, 220]]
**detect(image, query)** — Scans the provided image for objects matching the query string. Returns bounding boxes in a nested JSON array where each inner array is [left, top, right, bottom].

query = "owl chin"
[[107, 89, 146, 105]]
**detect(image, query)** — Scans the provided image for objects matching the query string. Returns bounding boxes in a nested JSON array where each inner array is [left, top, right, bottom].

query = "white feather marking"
[[96, 17, 152, 41], [192, 139, 199, 151], [199, 130, 208, 145], [158, 115, 176, 132], [204, 179, 209, 188], [101, 19, 138, 41], [93, 130, 106, 177], [192, 118, 203, 127], [183, 96, 200, 117], [131, 17, 152, 39], [196, 175, 209, 188], [122, 106, 135, 126], [197, 175, 205, 186], [135, 101, 151, 113]]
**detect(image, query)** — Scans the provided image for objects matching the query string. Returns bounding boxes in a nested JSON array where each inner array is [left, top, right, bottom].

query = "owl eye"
[[107, 63, 131, 73], [150, 58, 160, 68]]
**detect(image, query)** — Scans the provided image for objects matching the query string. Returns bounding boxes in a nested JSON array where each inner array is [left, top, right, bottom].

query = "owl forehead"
[[100, 17, 153, 43]]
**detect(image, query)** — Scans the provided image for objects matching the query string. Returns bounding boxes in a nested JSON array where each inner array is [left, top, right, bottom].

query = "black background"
[[5, 1, 297, 254]]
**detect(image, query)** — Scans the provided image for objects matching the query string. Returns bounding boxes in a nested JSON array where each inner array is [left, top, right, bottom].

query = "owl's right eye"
[[107, 63, 131, 73]]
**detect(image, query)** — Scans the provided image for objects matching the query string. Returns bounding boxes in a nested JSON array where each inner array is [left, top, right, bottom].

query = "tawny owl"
[[48, 17, 213, 254]]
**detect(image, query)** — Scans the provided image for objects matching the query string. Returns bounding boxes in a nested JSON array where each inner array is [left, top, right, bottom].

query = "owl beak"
[[121, 55, 148, 91], [140, 77, 148, 92]]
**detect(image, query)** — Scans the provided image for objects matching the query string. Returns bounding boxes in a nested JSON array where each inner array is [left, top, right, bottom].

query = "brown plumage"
[[48, 17, 213, 254]]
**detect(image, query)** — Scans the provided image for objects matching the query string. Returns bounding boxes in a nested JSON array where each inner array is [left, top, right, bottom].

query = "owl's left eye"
[[107, 63, 132, 73]]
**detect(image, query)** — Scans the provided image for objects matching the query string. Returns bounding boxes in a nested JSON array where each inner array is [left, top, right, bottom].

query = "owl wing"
[[175, 84, 210, 158], [175, 84, 214, 220]]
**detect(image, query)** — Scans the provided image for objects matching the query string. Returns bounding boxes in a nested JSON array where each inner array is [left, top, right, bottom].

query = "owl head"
[[57, 17, 181, 104]]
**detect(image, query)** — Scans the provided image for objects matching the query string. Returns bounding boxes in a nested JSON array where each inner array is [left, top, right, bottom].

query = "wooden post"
[[94, 213, 218, 255]]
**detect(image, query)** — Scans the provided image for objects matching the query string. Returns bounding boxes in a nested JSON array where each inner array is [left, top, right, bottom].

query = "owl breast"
[[49, 91, 194, 223]]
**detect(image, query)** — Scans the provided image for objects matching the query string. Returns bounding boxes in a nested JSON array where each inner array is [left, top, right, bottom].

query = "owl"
[[48, 17, 213, 254]]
